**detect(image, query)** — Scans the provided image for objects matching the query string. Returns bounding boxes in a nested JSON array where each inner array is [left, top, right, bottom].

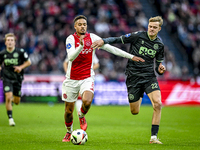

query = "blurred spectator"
[[0, 0, 184, 81], [155, 0, 200, 79]]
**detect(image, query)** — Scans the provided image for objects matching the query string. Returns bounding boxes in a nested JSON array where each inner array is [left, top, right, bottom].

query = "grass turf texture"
[[0, 103, 200, 150]]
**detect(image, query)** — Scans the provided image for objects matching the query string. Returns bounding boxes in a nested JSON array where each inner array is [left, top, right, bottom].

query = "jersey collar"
[[6, 48, 15, 53], [74, 32, 89, 38]]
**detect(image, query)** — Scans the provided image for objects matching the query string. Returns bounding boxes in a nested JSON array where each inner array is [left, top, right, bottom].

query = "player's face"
[[148, 22, 161, 39], [74, 19, 87, 36], [5, 36, 16, 50]]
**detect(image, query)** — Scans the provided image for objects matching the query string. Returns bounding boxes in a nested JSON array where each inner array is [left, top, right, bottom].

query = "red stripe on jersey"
[[70, 33, 93, 80]]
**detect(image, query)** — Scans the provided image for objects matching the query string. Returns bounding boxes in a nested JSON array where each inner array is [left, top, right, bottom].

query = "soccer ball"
[[70, 129, 88, 145]]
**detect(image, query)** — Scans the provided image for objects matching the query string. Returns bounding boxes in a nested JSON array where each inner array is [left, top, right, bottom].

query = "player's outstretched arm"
[[101, 44, 145, 62], [131, 56, 145, 62]]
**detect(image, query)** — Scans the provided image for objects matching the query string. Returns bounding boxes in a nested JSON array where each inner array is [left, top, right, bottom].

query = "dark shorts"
[[126, 76, 160, 103], [3, 79, 22, 96]]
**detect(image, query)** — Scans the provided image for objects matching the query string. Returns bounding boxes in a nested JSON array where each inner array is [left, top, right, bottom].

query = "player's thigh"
[[80, 76, 94, 102], [129, 97, 142, 114], [64, 101, 75, 114], [147, 90, 162, 105], [82, 91, 94, 104], [145, 79, 162, 106], [62, 78, 79, 102], [5, 92, 13, 101]]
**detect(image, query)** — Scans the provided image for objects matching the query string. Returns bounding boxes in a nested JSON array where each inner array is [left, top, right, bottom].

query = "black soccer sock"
[[151, 125, 159, 136], [7, 110, 13, 119]]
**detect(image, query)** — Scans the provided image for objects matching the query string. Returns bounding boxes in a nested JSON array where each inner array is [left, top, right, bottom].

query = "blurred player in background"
[[63, 54, 99, 114], [62, 15, 144, 142], [92, 16, 166, 144], [0, 33, 31, 126]]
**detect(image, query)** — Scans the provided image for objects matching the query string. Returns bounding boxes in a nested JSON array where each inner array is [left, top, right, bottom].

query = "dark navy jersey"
[[0, 48, 29, 81], [103, 31, 164, 77]]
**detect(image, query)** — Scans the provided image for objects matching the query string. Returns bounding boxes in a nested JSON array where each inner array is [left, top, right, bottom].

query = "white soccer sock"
[[67, 124, 73, 133], [151, 135, 157, 139], [75, 100, 82, 114]]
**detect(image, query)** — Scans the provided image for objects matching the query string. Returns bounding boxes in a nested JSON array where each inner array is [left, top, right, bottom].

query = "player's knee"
[[82, 99, 92, 107], [6, 97, 13, 103], [65, 107, 73, 115], [13, 99, 20, 105], [153, 101, 162, 111], [130, 110, 139, 115]]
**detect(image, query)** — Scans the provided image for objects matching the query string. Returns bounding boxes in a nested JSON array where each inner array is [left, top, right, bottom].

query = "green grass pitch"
[[0, 103, 200, 150]]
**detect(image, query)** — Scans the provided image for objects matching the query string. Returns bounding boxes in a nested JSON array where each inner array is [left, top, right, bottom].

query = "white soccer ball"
[[70, 129, 88, 145]]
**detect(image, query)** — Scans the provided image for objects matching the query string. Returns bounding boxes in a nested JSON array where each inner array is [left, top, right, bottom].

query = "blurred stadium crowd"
[[0, 0, 199, 81]]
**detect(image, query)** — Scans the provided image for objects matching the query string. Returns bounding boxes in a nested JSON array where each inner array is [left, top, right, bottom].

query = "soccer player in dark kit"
[[92, 16, 166, 144], [0, 33, 31, 126]]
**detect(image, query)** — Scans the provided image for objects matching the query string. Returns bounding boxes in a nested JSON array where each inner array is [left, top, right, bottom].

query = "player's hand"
[[0, 66, 1, 71], [132, 56, 145, 62], [91, 39, 104, 49], [79, 35, 85, 46], [158, 63, 166, 74], [13, 66, 22, 73]]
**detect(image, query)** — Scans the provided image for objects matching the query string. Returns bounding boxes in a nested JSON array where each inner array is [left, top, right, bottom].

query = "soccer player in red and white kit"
[[62, 15, 145, 142], [63, 54, 99, 114]]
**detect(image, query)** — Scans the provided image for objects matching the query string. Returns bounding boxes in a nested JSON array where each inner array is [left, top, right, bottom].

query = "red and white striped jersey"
[[65, 32, 134, 80]]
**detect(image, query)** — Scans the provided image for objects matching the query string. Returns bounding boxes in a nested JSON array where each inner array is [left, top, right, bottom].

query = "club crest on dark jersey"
[[13, 52, 19, 58], [154, 44, 158, 50]]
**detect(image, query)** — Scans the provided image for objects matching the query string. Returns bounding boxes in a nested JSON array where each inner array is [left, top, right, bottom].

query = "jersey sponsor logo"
[[80, 48, 93, 54], [128, 94, 134, 100], [66, 43, 72, 49], [139, 46, 157, 58], [125, 33, 131, 37], [4, 58, 18, 65], [13, 52, 19, 58]]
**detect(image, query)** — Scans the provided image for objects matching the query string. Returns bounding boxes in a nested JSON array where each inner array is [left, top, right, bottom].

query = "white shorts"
[[62, 76, 95, 102]]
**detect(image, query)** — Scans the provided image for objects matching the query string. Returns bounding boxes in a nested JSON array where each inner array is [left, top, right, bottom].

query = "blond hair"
[[149, 16, 163, 27], [4, 33, 16, 41]]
